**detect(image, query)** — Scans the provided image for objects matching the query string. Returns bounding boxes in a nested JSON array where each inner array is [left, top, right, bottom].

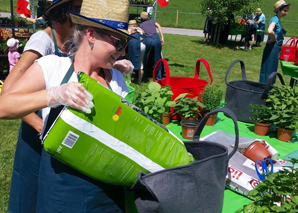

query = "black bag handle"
[[42, 55, 75, 140], [225, 60, 285, 100], [193, 108, 239, 160], [261, 72, 285, 99], [225, 59, 246, 85]]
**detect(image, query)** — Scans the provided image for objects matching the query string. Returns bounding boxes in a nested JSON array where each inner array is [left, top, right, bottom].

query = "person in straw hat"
[[259, 0, 290, 83], [254, 8, 266, 46], [4, 0, 84, 212], [1, 0, 132, 212], [127, 19, 146, 84], [138, 11, 164, 81]]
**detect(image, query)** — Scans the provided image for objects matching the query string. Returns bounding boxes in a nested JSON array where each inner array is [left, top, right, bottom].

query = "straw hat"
[[6, 38, 19, 50], [138, 12, 150, 20], [255, 8, 262, 15], [69, 0, 131, 38], [274, 0, 290, 13], [128, 20, 137, 26], [45, 0, 74, 16]]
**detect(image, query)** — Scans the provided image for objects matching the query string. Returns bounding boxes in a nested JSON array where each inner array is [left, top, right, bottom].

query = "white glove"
[[113, 59, 134, 75], [47, 82, 94, 114]]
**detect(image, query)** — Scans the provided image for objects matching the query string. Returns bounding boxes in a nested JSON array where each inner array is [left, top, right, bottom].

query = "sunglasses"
[[96, 29, 128, 52]]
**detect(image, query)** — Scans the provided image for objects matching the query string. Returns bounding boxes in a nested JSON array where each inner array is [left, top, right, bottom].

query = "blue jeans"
[[143, 34, 162, 80]]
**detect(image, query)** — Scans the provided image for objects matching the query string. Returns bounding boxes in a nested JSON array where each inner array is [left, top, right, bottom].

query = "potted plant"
[[200, 84, 224, 126], [167, 93, 204, 139], [134, 82, 173, 125], [14, 17, 23, 27], [168, 93, 205, 120], [249, 104, 272, 136], [266, 85, 298, 142], [236, 158, 298, 213]]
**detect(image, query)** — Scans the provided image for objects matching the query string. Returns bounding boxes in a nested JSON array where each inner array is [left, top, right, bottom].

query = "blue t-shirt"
[[268, 15, 286, 42], [255, 13, 266, 30]]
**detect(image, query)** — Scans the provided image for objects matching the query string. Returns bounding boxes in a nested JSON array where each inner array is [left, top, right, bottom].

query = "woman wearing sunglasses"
[[0, 0, 131, 211]]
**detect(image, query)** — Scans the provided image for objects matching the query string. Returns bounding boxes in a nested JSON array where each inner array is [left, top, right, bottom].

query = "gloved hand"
[[113, 59, 134, 75], [47, 82, 94, 114]]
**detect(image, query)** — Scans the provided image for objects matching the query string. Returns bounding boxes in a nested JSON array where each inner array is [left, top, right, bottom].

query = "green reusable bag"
[[43, 72, 194, 186], [124, 75, 135, 103]]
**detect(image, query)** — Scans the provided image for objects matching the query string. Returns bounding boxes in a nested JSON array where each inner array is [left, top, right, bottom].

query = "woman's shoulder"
[[37, 55, 69, 64], [28, 29, 51, 41], [270, 15, 279, 23]]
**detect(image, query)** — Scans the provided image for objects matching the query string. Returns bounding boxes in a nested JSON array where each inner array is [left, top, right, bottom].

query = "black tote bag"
[[225, 59, 285, 123], [130, 108, 239, 213]]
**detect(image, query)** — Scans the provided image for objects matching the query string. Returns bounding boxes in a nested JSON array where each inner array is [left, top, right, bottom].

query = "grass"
[[0, 119, 20, 211]]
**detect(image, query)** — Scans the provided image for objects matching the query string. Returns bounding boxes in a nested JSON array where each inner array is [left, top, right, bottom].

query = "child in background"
[[7, 38, 20, 72]]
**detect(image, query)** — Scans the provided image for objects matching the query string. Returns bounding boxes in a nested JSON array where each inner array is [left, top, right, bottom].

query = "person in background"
[[203, 9, 211, 42], [259, 0, 290, 83], [127, 19, 145, 84], [3, 1, 83, 212], [0, 0, 131, 211], [6, 38, 20, 73], [255, 8, 266, 47], [240, 15, 256, 50], [139, 11, 164, 81]]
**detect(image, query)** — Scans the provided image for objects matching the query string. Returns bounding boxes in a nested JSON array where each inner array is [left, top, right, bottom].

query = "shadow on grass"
[[161, 58, 185, 68], [191, 38, 247, 50]]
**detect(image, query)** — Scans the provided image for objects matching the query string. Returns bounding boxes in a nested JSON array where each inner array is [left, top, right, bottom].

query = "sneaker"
[[248, 47, 252, 50], [240, 46, 247, 49]]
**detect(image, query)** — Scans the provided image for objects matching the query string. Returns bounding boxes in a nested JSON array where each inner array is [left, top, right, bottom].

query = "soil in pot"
[[180, 120, 199, 140], [243, 141, 272, 162], [254, 122, 270, 136], [277, 128, 295, 142]]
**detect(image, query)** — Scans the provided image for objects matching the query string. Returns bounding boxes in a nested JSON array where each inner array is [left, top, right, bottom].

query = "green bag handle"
[[125, 75, 131, 86]]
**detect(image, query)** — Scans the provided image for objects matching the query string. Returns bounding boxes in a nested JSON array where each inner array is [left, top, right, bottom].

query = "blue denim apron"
[[259, 40, 283, 83], [7, 28, 69, 213]]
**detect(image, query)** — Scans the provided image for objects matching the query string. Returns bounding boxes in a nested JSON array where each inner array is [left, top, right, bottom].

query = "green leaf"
[[292, 196, 298, 204], [243, 202, 256, 213]]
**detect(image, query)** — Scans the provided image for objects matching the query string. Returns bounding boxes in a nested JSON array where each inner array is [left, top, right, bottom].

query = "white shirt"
[[36, 55, 129, 124]]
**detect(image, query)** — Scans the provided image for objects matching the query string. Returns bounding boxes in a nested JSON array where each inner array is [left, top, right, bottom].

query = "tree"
[[200, 0, 262, 45]]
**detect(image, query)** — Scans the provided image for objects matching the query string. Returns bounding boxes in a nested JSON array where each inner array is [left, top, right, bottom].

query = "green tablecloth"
[[280, 60, 298, 78], [165, 112, 298, 213]]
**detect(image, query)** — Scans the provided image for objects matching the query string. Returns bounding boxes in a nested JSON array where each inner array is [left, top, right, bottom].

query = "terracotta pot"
[[243, 141, 271, 162], [254, 122, 270, 136], [180, 120, 199, 140], [162, 112, 171, 125], [277, 128, 295, 142], [205, 113, 218, 126]]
